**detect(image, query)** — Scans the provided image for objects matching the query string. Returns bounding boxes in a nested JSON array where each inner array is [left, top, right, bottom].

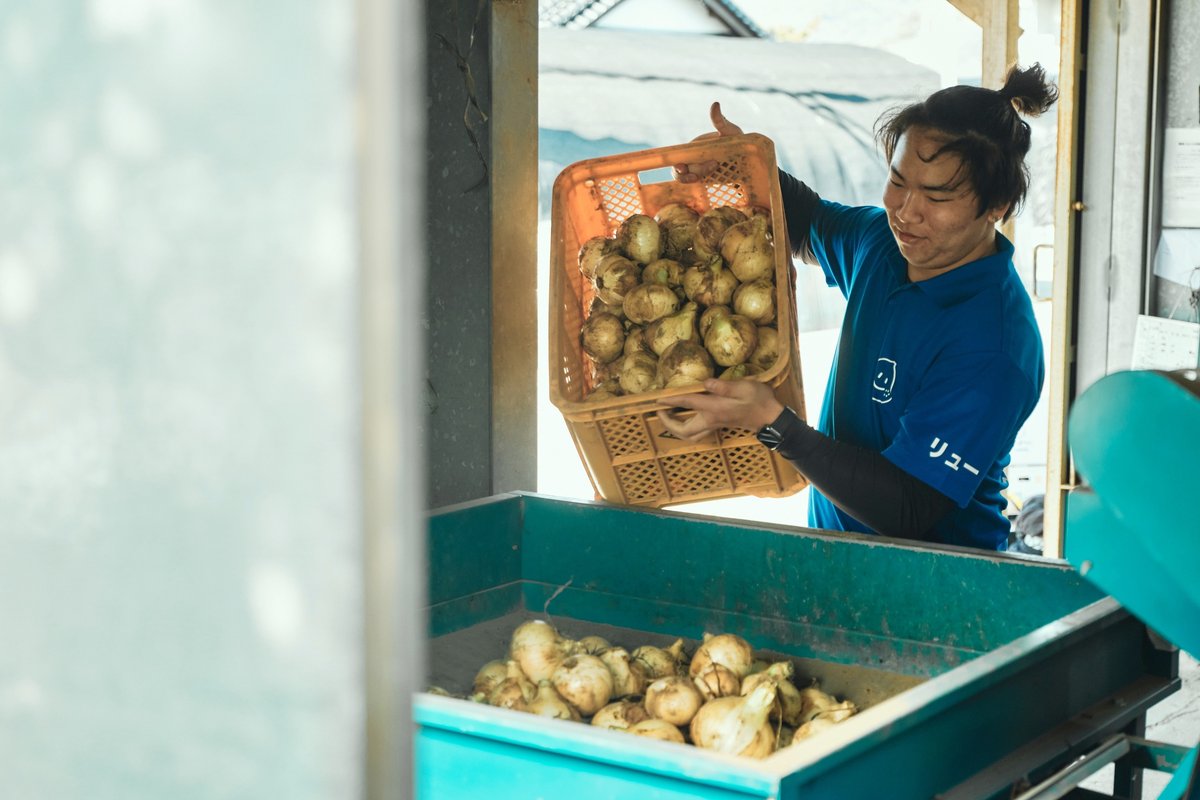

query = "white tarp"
[[539, 27, 940, 207]]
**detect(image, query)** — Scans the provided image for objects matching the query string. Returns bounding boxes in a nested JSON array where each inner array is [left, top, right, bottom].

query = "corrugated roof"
[[538, 0, 620, 29], [699, 0, 766, 38], [538, 0, 766, 37]]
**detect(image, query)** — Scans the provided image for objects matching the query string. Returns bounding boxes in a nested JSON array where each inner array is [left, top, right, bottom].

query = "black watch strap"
[[756, 406, 800, 451]]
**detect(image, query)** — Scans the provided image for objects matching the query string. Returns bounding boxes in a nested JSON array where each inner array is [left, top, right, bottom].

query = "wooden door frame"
[[491, 0, 539, 496], [1043, 0, 1086, 559]]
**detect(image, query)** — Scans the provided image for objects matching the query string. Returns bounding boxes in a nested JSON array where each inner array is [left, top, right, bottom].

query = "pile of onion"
[[429, 620, 861, 761], [575, 205, 783, 403]]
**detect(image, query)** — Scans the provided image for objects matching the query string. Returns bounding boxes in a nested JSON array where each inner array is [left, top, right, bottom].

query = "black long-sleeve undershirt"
[[774, 170, 956, 541], [779, 169, 821, 265], [773, 414, 956, 541]]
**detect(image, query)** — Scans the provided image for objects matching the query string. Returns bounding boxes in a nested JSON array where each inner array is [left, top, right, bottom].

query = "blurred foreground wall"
[[0, 2, 365, 797]]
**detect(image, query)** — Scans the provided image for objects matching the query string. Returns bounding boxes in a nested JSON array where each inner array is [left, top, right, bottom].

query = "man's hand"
[[673, 102, 745, 185], [656, 378, 784, 442]]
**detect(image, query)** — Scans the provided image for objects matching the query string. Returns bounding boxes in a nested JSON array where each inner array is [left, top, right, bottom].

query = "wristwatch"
[[756, 406, 800, 451]]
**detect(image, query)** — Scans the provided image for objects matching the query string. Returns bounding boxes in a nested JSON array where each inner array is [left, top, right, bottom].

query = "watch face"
[[757, 407, 795, 451], [757, 425, 783, 450]]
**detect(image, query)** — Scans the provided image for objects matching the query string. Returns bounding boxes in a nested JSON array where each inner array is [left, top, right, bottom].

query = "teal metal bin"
[[418, 493, 1179, 799]]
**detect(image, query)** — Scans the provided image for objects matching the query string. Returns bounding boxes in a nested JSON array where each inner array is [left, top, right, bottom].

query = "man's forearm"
[[773, 419, 954, 540]]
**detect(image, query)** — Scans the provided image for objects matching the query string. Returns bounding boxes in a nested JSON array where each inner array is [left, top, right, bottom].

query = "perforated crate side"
[[724, 444, 780, 490]]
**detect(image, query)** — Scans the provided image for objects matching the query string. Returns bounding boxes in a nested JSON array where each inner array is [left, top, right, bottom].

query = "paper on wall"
[[1162, 128, 1200, 228], [1131, 314, 1200, 371], [1153, 228, 1200, 286]]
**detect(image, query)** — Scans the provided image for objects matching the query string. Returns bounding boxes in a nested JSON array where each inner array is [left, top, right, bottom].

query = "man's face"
[[881, 126, 1005, 280]]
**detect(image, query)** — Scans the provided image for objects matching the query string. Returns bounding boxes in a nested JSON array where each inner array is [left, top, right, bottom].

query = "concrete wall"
[[425, 0, 495, 508]]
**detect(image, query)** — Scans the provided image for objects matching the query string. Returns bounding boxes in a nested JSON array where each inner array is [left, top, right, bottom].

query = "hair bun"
[[1000, 63, 1059, 117]]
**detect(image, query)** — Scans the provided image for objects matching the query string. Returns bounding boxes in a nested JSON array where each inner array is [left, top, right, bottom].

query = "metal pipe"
[[1012, 735, 1131, 800]]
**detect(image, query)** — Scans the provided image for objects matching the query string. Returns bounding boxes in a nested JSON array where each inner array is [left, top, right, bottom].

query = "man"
[[662, 65, 1057, 550]]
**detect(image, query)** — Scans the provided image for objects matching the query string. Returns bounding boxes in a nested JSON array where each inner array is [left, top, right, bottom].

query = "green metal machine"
[[1049, 369, 1200, 800], [418, 492, 1180, 798]]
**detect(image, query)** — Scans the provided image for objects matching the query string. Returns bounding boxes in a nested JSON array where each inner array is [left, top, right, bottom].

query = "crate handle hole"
[[637, 166, 676, 186]]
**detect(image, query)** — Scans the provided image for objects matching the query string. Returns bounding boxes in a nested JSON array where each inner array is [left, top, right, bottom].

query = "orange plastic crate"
[[548, 133, 809, 508]]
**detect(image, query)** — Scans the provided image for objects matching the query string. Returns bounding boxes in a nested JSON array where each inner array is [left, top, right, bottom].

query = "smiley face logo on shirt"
[[872, 357, 897, 404]]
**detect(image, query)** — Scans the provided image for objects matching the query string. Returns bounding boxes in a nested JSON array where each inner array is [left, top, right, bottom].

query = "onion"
[[797, 687, 858, 723], [617, 213, 663, 264], [489, 660, 537, 711], [820, 701, 858, 722], [510, 619, 580, 683], [644, 676, 704, 726], [623, 326, 653, 357], [623, 283, 680, 325], [599, 647, 648, 698], [694, 663, 741, 702], [619, 351, 660, 395], [748, 204, 773, 233], [641, 258, 685, 289], [741, 661, 804, 726], [689, 681, 777, 758], [791, 715, 839, 743], [657, 340, 714, 389], [593, 253, 641, 305], [776, 725, 796, 749], [732, 278, 776, 325], [579, 235, 617, 280], [749, 326, 779, 372], [425, 685, 453, 697], [593, 357, 622, 383], [682, 256, 739, 307], [593, 360, 618, 380], [577, 635, 611, 656], [632, 639, 686, 679], [656, 203, 700, 226], [698, 304, 731, 338], [676, 247, 705, 268], [704, 313, 758, 367], [655, 203, 700, 259], [694, 206, 746, 259], [720, 215, 774, 283], [584, 379, 621, 402], [592, 699, 650, 730], [581, 311, 626, 365], [627, 719, 686, 743], [473, 659, 510, 698], [528, 679, 582, 722], [689, 632, 754, 679], [666, 639, 688, 669], [645, 302, 700, 357], [589, 295, 625, 321], [551, 655, 614, 716], [718, 363, 762, 381]]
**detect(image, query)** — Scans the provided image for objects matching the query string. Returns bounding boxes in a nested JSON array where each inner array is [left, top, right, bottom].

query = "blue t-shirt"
[[806, 200, 1044, 550]]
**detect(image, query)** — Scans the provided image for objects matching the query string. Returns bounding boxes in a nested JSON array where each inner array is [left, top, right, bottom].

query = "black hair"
[[874, 63, 1058, 222]]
